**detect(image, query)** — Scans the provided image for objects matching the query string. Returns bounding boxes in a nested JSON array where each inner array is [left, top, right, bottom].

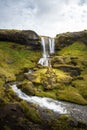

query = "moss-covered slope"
[[0, 41, 41, 105], [0, 30, 87, 130]]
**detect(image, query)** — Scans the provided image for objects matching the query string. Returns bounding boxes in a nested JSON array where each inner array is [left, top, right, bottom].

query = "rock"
[[52, 56, 79, 68], [24, 72, 37, 81], [0, 103, 42, 130], [51, 56, 64, 65], [6, 59, 14, 64], [57, 65, 81, 77], [0, 98, 5, 106], [0, 29, 41, 50], [51, 56, 73, 67], [55, 30, 87, 49], [41, 68, 58, 90], [17, 80, 35, 96]]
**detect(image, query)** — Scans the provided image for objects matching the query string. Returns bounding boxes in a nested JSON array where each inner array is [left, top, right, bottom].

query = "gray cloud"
[[0, 0, 87, 36]]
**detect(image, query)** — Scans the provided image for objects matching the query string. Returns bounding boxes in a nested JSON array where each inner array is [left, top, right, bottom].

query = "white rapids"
[[11, 84, 67, 114]]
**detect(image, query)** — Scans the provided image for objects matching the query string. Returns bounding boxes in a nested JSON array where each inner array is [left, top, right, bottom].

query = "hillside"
[[0, 29, 87, 130]]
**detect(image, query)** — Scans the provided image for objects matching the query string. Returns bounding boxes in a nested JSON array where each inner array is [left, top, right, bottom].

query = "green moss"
[[20, 100, 42, 124], [17, 80, 35, 95], [3, 125, 11, 130], [58, 42, 87, 58], [56, 86, 87, 104], [32, 69, 47, 83], [0, 41, 41, 105], [36, 90, 57, 99], [0, 78, 5, 97], [0, 40, 87, 105], [0, 41, 41, 82], [53, 41, 87, 104], [49, 114, 87, 130], [57, 42, 86, 68], [31, 68, 71, 85], [23, 67, 87, 104], [72, 79, 87, 99]]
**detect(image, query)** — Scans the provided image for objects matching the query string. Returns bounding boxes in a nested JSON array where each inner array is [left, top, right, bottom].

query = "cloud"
[[0, 0, 87, 36]]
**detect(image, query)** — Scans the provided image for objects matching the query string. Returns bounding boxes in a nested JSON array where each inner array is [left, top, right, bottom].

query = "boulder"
[[17, 80, 35, 96]]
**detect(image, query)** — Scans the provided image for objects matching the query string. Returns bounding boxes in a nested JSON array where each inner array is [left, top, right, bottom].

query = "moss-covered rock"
[[17, 80, 35, 96], [55, 30, 87, 49], [49, 114, 87, 130], [41, 68, 58, 90]]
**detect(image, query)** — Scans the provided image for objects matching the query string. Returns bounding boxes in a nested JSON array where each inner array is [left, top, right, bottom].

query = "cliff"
[[55, 30, 87, 49]]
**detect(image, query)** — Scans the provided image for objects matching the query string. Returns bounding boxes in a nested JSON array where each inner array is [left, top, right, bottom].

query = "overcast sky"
[[0, 0, 87, 36]]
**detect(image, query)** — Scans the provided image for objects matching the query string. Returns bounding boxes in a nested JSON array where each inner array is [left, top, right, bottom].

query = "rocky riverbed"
[[11, 84, 87, 125]]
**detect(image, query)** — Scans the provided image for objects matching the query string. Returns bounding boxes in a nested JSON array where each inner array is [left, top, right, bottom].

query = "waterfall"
[[41, 37, 47, 58], [49, 38, 55, 54], [38, 37, 55, 66]]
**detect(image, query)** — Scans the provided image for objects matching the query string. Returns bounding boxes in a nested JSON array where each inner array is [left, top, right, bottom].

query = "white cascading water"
[[11, 84, 67, 114], [49, 38, 55, 54], [38, 37, 55, 66], [38, 37, 49, 66], [11, 85, 87, 124]]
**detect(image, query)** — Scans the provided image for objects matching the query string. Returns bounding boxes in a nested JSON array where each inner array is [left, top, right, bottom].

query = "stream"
[[11, 84, 87, 124]]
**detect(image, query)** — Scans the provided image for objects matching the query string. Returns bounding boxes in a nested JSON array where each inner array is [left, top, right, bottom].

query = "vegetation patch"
[[20, 100, 42, 124]]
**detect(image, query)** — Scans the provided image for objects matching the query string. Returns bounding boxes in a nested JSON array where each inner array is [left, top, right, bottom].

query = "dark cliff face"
[[0, 29, 41, 50], [55, 30, 87, 49]]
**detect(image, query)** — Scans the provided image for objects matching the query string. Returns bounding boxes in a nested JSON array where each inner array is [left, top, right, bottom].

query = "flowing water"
[[49, 38, 55, 54], [11, 84, 87, 124], [11, 84, 67, 114], [38, 37, 55, 66]]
